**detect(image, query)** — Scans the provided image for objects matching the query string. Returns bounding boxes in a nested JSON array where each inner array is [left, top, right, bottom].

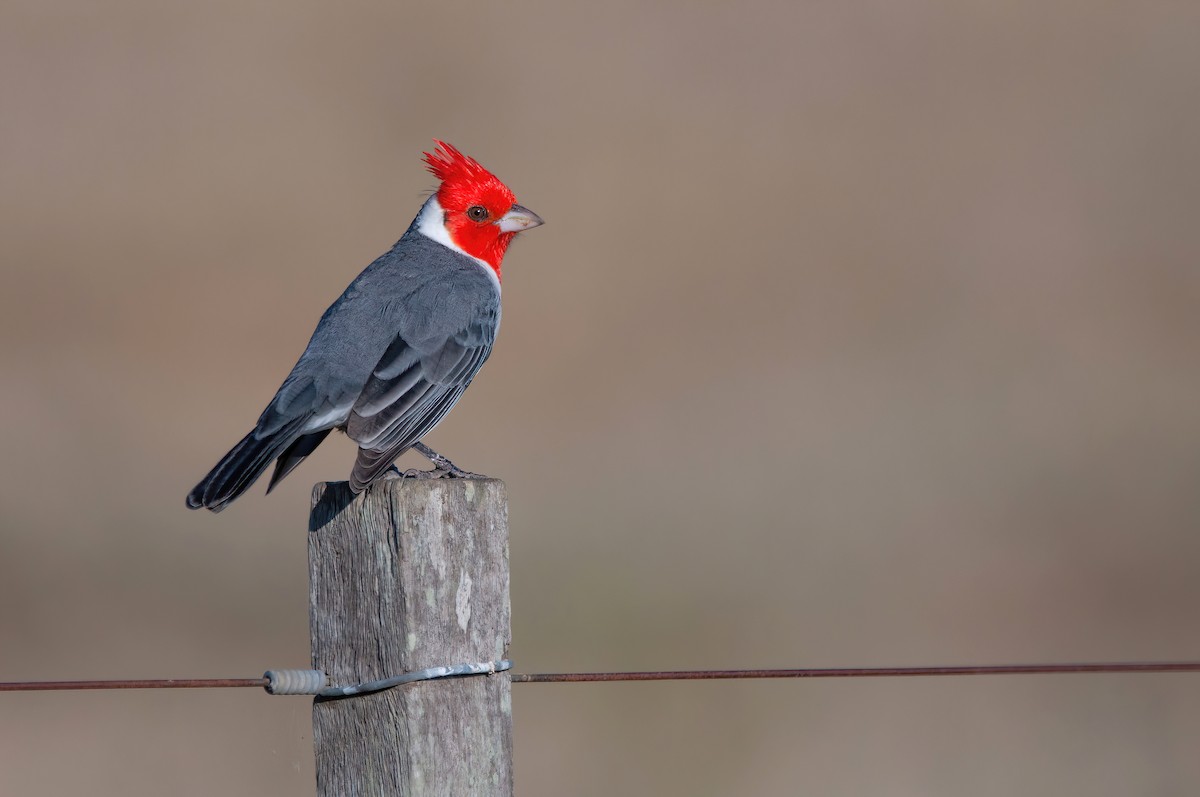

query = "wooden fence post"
[[308, 478, 512, 797]]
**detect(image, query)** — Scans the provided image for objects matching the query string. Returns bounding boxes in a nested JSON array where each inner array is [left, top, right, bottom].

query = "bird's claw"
[[383, 466, 441, 481], [410, 442, 486, 478], [440, 465, 484, 479], [382, 464, 482, 481]]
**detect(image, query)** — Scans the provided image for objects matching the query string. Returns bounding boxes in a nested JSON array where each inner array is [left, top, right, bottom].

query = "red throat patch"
[[423, 141, 519, 278]]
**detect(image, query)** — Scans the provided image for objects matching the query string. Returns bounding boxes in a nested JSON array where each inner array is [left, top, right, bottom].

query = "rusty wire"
[[0, 678, 268, 692], [509, 662, 1200, 682], [2, 661, 1199, 692]]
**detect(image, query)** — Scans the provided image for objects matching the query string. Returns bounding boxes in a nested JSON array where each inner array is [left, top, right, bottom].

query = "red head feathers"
[[423, 141, 495, 184], [422, 140, 525, 276]]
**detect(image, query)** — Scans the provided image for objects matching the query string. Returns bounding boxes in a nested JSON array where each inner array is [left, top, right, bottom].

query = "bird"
[[186, 141, 542, 512]]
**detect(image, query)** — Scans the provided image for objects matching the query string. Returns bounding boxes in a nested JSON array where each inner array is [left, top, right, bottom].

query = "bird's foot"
[[406, 464, 485, 479], [382, 465, 449, 481], [412, 442, 487, 479], [381, 462, 483, 481], [437, 463, 485, 479]]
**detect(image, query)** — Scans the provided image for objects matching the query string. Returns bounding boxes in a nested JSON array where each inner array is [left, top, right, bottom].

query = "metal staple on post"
[[263, 660, 512, 697]]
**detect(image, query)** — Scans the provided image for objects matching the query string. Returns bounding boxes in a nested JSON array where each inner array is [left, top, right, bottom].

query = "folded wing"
[[344, 316, 495, 492]]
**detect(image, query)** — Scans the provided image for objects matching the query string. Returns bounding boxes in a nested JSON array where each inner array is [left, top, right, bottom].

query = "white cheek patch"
[[414, 196, 502, 295]]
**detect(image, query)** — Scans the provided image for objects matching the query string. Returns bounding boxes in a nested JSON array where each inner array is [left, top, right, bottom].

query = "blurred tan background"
[[2, 0, 1199, 794]]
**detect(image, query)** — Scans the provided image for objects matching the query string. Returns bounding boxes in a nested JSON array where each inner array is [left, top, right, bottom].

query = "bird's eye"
[[466, 205, 489, 222]]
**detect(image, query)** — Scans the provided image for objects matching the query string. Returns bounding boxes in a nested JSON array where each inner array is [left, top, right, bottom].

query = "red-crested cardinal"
[[187, 142, 542, 512]]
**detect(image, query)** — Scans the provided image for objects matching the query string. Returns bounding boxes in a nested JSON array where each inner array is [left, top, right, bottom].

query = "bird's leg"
[[412, 442, 484, 478]]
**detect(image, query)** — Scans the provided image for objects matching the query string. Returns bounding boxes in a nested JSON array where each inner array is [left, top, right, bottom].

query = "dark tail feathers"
[[187, 418, 313, 512], [266, 429, 332, 494]]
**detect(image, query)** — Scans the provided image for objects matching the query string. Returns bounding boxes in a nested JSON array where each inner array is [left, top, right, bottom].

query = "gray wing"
[[188, 229, 502, 510], [344, 309, 496, 492]]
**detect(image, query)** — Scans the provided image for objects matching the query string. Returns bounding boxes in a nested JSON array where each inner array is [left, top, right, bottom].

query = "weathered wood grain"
[[309, 478, 512, 797]]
